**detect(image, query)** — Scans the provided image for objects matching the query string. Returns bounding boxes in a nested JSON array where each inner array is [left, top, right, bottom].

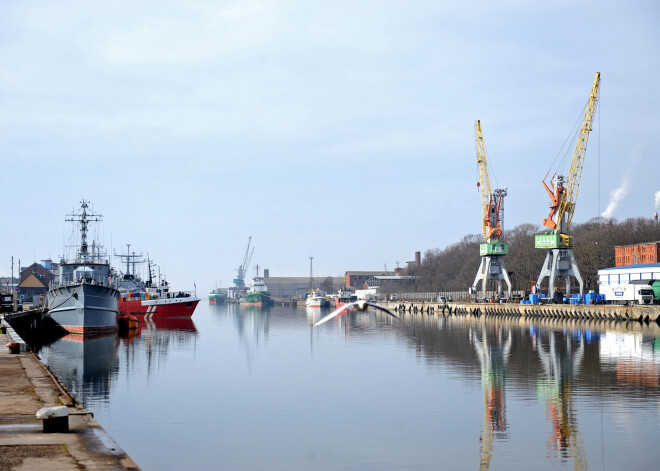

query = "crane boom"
[[475, 120, 507, 242], [542, 72, 600, 236], [233, 236, 252, 287], [557, 72, 600, 233], [475, 120, 492, 241]]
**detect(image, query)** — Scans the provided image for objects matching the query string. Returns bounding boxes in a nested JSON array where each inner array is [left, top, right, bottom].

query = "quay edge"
[[0, 316, 140, 471], [381, 301, 660, 324]]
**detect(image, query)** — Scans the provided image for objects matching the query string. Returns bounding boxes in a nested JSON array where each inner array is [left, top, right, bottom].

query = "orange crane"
[[471, 120, 511, 301], [535, 73, 600, 299]]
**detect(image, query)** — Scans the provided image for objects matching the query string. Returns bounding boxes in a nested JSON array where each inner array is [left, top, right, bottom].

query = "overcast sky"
[[1, 0, 658, 293]]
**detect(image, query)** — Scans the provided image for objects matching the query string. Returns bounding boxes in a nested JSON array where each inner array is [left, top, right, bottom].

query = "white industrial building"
[[598, 263, 660, 285], [597, 263, 660, 304]]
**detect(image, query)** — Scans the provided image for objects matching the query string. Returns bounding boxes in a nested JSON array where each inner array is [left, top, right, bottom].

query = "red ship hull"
[[119, 297, 200, 318]]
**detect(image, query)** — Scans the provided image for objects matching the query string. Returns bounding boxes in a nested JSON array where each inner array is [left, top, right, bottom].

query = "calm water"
[[36, 303, 660, 471]]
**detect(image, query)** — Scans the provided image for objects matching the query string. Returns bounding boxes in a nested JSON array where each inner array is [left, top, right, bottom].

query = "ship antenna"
[[147, 254, 153, 288]]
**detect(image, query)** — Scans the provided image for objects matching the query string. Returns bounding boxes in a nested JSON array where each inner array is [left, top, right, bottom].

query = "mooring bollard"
[[6, 342, 20, 354], [36, 406, 69, 433]]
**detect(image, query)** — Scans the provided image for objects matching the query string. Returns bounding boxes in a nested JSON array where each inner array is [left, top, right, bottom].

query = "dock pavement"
[[0, 323, 139, 471]]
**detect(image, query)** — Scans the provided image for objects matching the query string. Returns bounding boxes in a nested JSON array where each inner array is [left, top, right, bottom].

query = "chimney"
[[415, 251, 421, 267], [264, 268, 270, 278]]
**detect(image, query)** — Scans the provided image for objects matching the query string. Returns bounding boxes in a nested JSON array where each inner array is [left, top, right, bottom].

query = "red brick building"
[[614, 241, 660, 266], [345, 271, 394, 289]]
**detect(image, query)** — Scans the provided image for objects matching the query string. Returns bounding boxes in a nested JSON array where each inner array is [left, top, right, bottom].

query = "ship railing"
[[167, 290, 195, 299]]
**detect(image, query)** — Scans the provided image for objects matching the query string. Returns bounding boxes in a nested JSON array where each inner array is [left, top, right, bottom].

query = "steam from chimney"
[[601, 176, 630, 219], [655, 190, 660, 211]]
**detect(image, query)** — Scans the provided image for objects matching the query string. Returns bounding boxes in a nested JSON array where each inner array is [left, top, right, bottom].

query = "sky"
[[1, 0, 659, 294]]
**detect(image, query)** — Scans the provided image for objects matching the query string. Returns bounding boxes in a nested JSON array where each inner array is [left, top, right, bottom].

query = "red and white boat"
[[334, 289, 357, 309], [114, 245, 200, 318], [119, 289, 199, 318]]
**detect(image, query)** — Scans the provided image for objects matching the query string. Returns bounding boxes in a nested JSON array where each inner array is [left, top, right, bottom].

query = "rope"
[[46, 285, 82, 312], [544, 98, 589, 182]]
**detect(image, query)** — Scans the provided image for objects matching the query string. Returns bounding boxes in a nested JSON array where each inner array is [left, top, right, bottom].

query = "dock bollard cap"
[[36, 406, 69, 419]]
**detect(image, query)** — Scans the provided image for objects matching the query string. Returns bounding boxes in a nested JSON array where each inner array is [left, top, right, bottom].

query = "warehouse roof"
[[614, 241, 660, 248], [599, 263, 660, 271]]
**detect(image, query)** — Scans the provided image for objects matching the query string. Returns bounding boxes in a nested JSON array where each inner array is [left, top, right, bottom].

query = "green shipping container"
[[480, 242, 509, 256], [535, 233, 561, 249]]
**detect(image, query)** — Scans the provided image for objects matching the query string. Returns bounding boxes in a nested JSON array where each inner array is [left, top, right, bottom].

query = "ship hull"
[[305, 297, 330, 308], [208, 293, 226, 304], [335, 295, 357, 309], [47, 283, 119, 335], [119, 296, 200, 318], [240, 292, 273, 307]]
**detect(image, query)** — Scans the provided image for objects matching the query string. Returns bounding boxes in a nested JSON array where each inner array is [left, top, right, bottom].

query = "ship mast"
[[66, 199, 102, 262], [113, 243, 146, 279]]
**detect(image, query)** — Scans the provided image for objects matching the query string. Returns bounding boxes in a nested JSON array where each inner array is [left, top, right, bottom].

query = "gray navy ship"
[[47, 199, 119, 335]]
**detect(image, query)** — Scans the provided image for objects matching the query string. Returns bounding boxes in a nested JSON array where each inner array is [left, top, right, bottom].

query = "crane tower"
[[471, 120, 512, 301], [535, 72, 600, 299], [233, 236, 253, 288]]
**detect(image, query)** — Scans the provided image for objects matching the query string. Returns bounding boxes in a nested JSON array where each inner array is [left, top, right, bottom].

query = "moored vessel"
[[209, 287, 227, 304], [47, 200, 120, 335], [240, 274, 273, 307], [305, 289, 330, 308], [114, 245, 199, 318], [334, 289, 357, 309]]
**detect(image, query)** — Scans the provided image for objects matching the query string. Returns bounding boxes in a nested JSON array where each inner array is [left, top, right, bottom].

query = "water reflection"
[[37, 316, 199, 408], [533, 327, 586, 468], [121, 317, 198, 379], [38, 333, 119, 406], [35, 304, 660, 470], [599, 330, 660, 387], [470, 324, 511, 470]]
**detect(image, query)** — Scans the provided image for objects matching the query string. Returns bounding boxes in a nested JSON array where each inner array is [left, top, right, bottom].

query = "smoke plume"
[[601, 177, 630, 219], [655, 190, 660, 210]]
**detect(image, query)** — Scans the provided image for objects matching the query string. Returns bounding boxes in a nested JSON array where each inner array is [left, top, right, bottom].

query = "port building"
[[615, 241, 660, 266], [598, 263, 660, 285], [345, 271, 395, 289], [263, 276, 345, 299], [18, 262, 54, 304]]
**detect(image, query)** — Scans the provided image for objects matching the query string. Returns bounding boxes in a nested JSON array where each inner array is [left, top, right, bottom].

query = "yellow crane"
[[535, 73, 600, 299], [471, 120, 511, 301]]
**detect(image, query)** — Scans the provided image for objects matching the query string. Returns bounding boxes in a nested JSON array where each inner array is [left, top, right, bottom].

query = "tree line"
[[414, 217, 660, 294]]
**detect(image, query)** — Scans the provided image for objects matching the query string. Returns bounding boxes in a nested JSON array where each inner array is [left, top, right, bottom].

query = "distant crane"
[[233, 236, 254, 288], [535, 72, 600, 299], [471, 120, 511, 301]]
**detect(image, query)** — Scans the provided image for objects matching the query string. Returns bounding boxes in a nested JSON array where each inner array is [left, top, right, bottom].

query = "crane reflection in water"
[[470, 324, 512, 471], [533, 328, 587, 470]]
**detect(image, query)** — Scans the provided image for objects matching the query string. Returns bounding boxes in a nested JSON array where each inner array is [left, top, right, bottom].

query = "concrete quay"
[[383, 301, 660, 324], [0, 324, 139, 471]]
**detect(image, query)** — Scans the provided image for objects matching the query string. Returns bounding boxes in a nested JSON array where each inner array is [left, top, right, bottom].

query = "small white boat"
[[305, 289, 329, 308]]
